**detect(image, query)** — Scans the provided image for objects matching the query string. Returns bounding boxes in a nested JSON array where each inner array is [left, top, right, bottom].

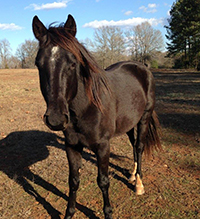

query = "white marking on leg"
[[136, 174, 145, 195], [129, 162, 137, 182]]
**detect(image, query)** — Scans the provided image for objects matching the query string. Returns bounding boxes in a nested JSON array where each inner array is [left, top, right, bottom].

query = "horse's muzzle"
[[43, 112, 69, 131]]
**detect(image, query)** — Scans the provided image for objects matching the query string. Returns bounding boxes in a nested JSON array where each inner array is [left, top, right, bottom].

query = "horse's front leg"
[[95, 141, 112, 219], [65, 144, 83, 219]]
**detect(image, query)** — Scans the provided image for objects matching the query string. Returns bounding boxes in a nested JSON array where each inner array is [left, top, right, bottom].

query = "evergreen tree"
[[165, 0, 200, 68]]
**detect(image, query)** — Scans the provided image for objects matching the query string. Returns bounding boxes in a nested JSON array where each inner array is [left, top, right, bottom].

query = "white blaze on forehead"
[[51, 46, 59, 61], [52, 46, 59, 55]]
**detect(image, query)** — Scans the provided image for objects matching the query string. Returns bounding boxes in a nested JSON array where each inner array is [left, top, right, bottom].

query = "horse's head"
[[32, 15, 79, 131]]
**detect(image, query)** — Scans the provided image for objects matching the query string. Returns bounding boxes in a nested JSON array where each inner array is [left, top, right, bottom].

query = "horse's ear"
[[64, 14, 77, 37], [32, 16, 47, 42]]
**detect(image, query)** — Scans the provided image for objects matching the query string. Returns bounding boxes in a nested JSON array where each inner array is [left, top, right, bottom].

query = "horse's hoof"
[[135, 174, 145, 195], [136, 185, 145, 195]]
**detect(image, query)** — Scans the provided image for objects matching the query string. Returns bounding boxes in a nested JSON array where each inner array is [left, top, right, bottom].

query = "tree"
[[7, 56, 20, 69], [81, 38, 94, 52], [16, 39, 38, 68], [126, 22, 164, 64], [165, 0, 200, 68], [0, 39, 12, 68], [92, 26, 125, 68]]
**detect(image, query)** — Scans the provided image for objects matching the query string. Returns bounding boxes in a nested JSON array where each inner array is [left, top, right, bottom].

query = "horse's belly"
[[114, 112, 142, 136], [114, 96, 146, 135]]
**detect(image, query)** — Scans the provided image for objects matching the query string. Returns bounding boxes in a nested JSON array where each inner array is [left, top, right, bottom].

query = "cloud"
[[148, 3, 157, 8], [0, 23, 23, 31], [25, 0, 71, 10], [83, 17, 164, 28], [139, 3, 158, 13], [124, 11, 133, 16]]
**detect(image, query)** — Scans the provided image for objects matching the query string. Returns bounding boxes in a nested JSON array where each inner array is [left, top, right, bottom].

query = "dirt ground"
[[0, 69, 199, 219]]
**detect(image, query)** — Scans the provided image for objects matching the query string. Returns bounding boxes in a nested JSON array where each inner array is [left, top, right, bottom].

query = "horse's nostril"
[[65, 114, 69, 123], [44, 115, 51, 127], [43, 114, 47, 123], [43, 112, 69, 131]]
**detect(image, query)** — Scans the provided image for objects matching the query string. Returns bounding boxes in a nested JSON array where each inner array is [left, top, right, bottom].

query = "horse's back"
[[106, 61, 153, 89]]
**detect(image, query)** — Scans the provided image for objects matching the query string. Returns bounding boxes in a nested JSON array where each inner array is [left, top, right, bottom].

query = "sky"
[[0, 0, 174, 54]]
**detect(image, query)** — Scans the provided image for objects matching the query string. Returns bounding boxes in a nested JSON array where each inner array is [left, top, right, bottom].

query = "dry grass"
[[0, 69, 199, 219]]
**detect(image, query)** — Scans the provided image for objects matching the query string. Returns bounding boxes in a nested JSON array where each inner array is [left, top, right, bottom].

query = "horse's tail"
[[144, 111, 162, 157]]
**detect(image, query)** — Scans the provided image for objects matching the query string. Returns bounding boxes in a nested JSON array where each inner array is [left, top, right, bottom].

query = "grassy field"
[[0, 69, 199, 219]]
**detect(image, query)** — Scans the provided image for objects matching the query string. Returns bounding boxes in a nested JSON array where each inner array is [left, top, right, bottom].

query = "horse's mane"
[[43, 23, 109, 111]]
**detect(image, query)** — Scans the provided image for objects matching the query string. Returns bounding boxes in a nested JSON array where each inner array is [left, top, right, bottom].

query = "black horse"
[[32, 15, 161, 219]]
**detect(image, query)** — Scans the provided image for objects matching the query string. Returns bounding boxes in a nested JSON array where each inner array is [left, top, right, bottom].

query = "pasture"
[[0, 69, 199, 218]]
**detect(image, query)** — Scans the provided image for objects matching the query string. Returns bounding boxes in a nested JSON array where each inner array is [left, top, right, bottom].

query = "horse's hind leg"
[[127, 128, 137, 182], [134, 107, 153, 195]]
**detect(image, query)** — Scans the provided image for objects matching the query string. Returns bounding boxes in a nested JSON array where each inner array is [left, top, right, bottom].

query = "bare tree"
[[7, 56, 20, 69], [126, 22, 164, 64], [16, 39, 38, 68], [81, 37, 94, 52], [93, 26, 125, 68], [0, 39, 12, 68]]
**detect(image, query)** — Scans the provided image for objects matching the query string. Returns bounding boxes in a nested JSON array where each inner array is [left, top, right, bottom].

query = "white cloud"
[[25, 0, 71, 11], [139, 3, 158, 13], [0, 23, 23, 31], [148, 3, 157, 8], [124, 11, 133, 16], [83, 17, 164, 28], [139, 6, 146, 11]]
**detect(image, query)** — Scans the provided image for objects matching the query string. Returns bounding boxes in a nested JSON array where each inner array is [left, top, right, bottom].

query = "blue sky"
[[0, 0, 174, 54]]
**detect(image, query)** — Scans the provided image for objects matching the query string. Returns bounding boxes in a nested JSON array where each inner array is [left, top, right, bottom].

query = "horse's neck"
[[69, 74, 90, 116], [69, 67, 109, 117]]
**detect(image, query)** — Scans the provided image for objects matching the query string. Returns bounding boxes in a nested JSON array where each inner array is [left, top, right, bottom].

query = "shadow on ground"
[[0, 131, 99, 219], [153, 71, 200, 137], [0, 130, 134, 218]]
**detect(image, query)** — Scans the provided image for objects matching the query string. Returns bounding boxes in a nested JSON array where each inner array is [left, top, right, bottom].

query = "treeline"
[[83, 22, 172, 69], [89, 22, 165, 69], [0, 21, 172, 69], [165, 0, 200, 69], [2, 1, 200, 70], [0, 39, 38, 69]]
